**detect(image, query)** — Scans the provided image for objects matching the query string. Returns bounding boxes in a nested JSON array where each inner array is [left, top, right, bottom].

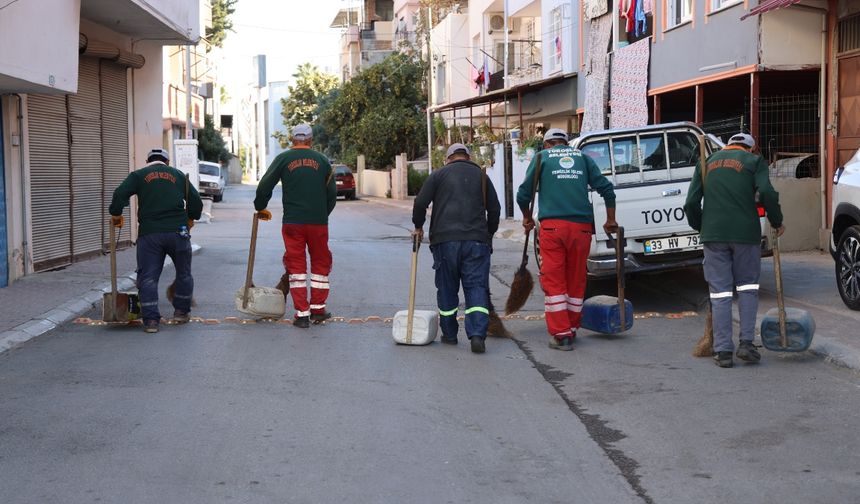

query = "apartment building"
[[332, 0, 416, 81], [0, 0, 200, 285], [427, 0, 860, 245]]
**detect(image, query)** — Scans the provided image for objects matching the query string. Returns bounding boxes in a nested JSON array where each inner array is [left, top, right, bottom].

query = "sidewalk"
[[0, 242, 200, 353]]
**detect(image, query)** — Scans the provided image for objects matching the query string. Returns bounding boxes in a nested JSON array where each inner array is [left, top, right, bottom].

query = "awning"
[[430, 73, 575, 113], [330, 8, 360, 28], [740, 0, 803, 20]]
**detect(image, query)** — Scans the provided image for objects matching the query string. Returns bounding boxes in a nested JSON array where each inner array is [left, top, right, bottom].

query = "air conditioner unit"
[[487, 14, 518, 34]]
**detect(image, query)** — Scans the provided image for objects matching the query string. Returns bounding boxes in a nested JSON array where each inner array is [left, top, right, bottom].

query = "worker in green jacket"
[[109, 148, 203, 334], [684, 133, 784, 368], [517, 128, 617, 351], [254, 124, 337, 328]]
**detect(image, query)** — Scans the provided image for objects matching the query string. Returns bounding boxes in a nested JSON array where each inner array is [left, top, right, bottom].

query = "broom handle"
[[773, 228, 787, 347], [406, 235, 419, 345], [242, 213, 259, 309], [522, 153, 542, 267], [615, 226, 625, 330], [110, 220, 118, 296]]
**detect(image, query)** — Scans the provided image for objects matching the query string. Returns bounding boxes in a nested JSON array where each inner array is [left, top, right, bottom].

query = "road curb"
[[0, 243, 202, 355]]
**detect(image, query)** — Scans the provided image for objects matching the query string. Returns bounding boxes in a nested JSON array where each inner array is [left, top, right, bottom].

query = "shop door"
[[28, 94, 72, 271], [837, 55, 860, 166]]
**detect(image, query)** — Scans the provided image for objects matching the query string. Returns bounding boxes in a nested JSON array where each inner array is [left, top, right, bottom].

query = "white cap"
[[292, 123, 313, 140], [728, 133, 755, 149], [147, 148, 169, 163], [543, 128, 568, 142]]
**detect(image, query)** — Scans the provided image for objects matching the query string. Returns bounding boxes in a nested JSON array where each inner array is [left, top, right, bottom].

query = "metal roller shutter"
[[99, 61, 131, 249], [68, 57, 104, 259], [28, 94, 72, 271]]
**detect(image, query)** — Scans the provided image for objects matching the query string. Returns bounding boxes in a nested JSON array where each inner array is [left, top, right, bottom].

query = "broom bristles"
[[504, 265, 534, 315], [692, 305, 714, 357], [165, 281, 197, 307]]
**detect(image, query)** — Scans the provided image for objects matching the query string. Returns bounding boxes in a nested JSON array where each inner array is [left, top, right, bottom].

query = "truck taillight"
[[756, 203, 766, 218]]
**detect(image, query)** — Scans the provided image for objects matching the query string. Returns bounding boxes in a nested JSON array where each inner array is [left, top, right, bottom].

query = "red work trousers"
[[538, 220, 593, 338], [281, 223, 332, 318]]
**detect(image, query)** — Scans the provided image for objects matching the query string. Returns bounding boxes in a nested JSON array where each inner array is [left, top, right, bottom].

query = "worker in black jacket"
[[412, 143, 501, 354]]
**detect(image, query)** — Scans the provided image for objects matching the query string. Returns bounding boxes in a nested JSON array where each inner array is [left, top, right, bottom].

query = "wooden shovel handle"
[[406, 234, 420, 344], [110, 220, 118, 295], [772, 228, 787, 347], [614, 226, 626, 330], [243, 213, 260, 309]]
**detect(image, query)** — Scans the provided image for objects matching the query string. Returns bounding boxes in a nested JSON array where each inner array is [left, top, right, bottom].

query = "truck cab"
[[537, 122, 772, 277]]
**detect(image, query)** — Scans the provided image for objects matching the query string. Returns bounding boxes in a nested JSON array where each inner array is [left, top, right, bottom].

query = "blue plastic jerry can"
[[760, 307, 815, 352], [581, 295, 634, 335]]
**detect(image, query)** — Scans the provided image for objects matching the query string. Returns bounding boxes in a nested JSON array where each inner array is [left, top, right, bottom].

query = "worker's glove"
[[257, 209, 272, 221], [111, 215, 124, 228]]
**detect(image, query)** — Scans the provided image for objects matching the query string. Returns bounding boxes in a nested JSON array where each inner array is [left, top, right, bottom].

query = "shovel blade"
[[102, 292, 130, 322]]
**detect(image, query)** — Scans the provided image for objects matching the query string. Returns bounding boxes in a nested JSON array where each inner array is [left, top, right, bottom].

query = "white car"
[[831, 149, 860, 310], [198, 161, 225, 202]]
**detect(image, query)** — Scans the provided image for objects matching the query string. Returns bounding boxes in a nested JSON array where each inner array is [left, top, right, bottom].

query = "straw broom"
[[692, 135, 713, 357], [477, 164, 510, 338], [505, 154, 541, 315]]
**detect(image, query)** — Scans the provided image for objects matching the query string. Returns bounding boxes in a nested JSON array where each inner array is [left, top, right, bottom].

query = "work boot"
[[311, 311, 332, 324], [713, 351, 734, 368], [470, 337, 486, 354], [548, 336, 574, 351], [143, 320, 159, 334], [736, 340, 761, 363], [294, 316, 310, 329], [172, 309, 190, 324], [440, 335, 458, 345]]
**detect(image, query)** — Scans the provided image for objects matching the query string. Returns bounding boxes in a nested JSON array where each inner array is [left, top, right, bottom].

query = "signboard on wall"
[[173, 139, 200, 190]]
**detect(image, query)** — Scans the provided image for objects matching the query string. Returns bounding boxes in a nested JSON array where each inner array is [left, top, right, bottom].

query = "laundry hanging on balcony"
[[610, 38, 651, 129]]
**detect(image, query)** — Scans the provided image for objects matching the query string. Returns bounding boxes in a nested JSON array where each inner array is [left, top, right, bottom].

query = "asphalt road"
[[1, 184, 858, 504]]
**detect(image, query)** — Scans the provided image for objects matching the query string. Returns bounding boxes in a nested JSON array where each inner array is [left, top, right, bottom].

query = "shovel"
[[760, 229, 815, 352], [392, 234, 438, 345], [581, 226, 634, 334], [234, 212, 286, 318], [102, 222, 139, 322]]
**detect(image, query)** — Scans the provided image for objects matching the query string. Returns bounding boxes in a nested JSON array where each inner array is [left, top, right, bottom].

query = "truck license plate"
[[644, 235, 702, 255]]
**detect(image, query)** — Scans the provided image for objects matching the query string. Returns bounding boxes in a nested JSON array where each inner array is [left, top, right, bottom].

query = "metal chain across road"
[[73, 310, 700, 327]]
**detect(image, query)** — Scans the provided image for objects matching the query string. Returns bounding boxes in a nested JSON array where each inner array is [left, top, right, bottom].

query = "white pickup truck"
[[537, 122, 773, 278]]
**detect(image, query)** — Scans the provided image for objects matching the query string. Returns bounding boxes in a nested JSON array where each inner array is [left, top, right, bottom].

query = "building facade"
[[0, 0, 200, 285]]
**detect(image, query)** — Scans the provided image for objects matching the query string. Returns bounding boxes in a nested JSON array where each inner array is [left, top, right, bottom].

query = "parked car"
[[333, 164, 356, 200], [198, 161, 225, 202], [534, 122, 773, 278], [831, 149, 860, 310]]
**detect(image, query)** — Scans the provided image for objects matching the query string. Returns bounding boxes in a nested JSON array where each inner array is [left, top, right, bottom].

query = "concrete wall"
[[772, 178, 823, 251], [361, 169, 391, 198], [266, 81, 289, 166], [648, 1, 759, 90], [226, 155, 242, 184], [0, 0, 81, 94], [432, 13, 470, 106], [140, 0, 201, 40], [760, 9, 823, 68], [132, 41, 167, 170]]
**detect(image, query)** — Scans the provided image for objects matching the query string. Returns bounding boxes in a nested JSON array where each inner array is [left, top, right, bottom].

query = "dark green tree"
[[317, 52, 427, 168], [198, 115, 231, 164], [206, 0, 238, 49], [274, 63, 339, 148]]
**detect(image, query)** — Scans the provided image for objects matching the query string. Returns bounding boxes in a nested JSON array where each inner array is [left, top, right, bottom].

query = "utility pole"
[[503, 0, 509, 90], [425, 6, 433, 173], [185, 44, 193, 138]]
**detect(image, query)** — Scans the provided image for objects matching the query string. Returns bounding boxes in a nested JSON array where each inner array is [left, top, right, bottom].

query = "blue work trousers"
[[136, 231, 193, 322], [430, 240, 491, 341]]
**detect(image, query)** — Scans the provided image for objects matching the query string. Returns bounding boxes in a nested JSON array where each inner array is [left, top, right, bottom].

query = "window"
[[435, 63, 446, 104], [666, 0, 693, 29], [639, 134, 668, 181], [581, 141, 612, 175], [666, 131, 701, 180], [547, 7, 563, 74], [199, 163, 220, 176], [617, 0, 653, 47], [710, 0, 741, 11]]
